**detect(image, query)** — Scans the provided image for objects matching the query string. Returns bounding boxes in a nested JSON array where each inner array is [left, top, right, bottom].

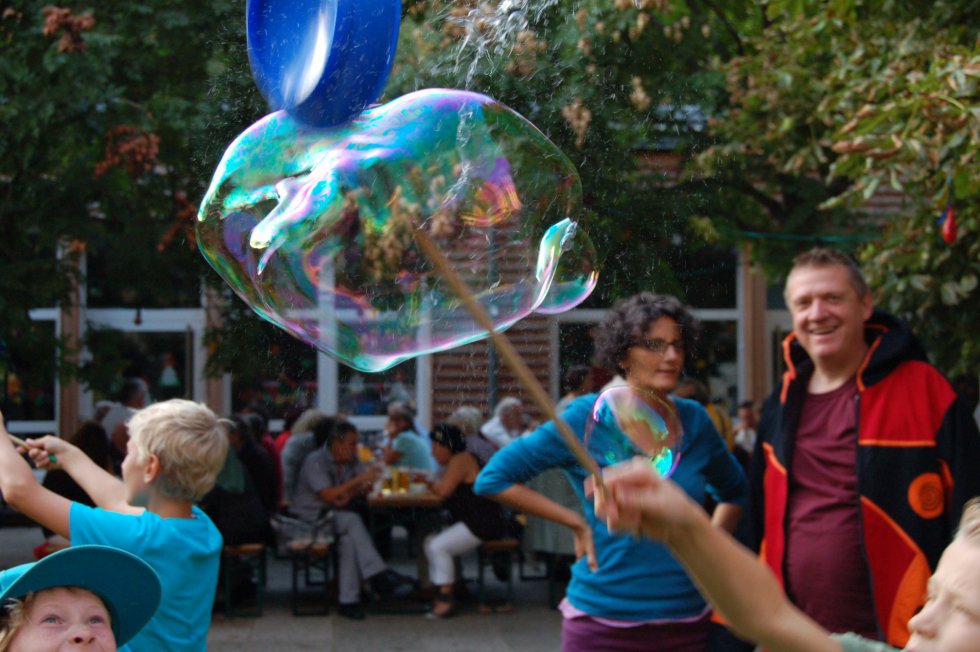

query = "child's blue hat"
[[0, 545, 161, 645]]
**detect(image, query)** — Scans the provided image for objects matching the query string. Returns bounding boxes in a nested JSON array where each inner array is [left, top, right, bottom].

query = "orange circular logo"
[[908, 473, 944, 519]]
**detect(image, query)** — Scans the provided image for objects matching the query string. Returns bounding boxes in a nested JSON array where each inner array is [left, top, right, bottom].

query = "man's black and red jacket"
[[744, 310, 980, 648]]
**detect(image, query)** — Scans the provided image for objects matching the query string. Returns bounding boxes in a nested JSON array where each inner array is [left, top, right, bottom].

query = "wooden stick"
[[414, 229, 605, 489], [6, 432, 57, 464], [7, 433, 28, 448]]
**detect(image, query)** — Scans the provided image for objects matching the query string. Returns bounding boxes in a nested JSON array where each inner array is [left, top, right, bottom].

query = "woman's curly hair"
[[594, 293, 700, 375]]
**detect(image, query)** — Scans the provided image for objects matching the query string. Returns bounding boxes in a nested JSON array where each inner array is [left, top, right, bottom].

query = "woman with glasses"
[[475, 292, 746, 652]]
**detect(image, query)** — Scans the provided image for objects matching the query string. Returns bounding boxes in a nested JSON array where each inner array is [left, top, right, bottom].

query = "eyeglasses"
[[635, 338, 685, 355]]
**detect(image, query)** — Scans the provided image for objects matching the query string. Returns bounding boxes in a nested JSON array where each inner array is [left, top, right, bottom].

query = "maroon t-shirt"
[[785, 377, 879, 639]]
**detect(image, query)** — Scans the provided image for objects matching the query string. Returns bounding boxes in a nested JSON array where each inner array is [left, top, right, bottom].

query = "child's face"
[[905, 537, 980, 652], [120, 438, 149, 504], [8, 587, 116, 651]]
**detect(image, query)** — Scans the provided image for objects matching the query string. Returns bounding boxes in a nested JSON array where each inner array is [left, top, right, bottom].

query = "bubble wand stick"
[[6, 433, 57, 464], [414, 229, 605, 493], [6, 433, 28, 448]]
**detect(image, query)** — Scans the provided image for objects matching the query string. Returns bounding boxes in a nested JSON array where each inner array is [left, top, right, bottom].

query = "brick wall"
[[430, 312, 551, 424]]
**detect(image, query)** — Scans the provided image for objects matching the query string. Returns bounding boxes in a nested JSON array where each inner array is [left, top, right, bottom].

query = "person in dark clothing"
[[423, 423, 508, 619], [199, 445, 270, 547], [243, 406, 283, 505], [726, 248, 980, 651], [228, 414, 279, 519]]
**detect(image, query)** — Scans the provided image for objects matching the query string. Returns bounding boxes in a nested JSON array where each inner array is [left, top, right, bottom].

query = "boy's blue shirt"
[[475, 393, 747, 622], [70, 502, 222, 652]]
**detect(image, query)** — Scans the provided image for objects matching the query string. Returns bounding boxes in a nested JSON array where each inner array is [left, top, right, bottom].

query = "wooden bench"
[[220, 543, 266, 618]]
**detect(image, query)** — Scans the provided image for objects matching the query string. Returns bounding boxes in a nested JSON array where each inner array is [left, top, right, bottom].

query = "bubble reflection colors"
[[585, 386, 682, 478], [198, 89, 597, 372], [536, 223, 598, 314]]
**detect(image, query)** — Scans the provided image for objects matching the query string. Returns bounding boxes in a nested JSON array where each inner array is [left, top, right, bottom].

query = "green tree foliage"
[[697, 0, 978, 373], [390, 0, 752, 303], [0, 1, 265, 386], [3, 0, 754, 389], [7, 0, 973, 386]]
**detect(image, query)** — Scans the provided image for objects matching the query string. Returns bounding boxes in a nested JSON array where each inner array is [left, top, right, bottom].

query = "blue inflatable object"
[[246, 0, 401, 127]]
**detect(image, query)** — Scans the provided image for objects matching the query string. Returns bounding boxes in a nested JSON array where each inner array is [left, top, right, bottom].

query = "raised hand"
[[594, 457, 699, 544], [25, 435, 69, 470]]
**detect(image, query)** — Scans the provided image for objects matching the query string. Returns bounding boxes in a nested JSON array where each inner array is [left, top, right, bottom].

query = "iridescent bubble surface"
[[536, 224, 598, 314], [198, 88, 597, 372], [584, 385, 682, 478]]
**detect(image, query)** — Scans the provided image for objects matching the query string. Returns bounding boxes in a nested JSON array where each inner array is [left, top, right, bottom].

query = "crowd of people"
[[0, 247, 978, 651]]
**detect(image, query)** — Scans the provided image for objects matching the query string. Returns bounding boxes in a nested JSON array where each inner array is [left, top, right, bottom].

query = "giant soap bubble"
[[585, 385, 682, 478], [198, 89, 597, 372]]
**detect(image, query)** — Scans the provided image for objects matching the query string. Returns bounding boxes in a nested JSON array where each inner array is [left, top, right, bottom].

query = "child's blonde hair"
[[0, 597, 25, 652], [127, 399, 229, 501]]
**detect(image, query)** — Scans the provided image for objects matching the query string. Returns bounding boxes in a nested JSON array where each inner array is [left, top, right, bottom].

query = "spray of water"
[[447, 0, 562, 89], [442, 0, 564, 216]]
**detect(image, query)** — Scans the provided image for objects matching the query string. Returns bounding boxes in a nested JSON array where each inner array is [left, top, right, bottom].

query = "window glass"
[[338, 362, 416, 417], [557, 323, 614, 394], [230, 332, 317, 421], [1, 321, 56, 422], [83, 330, 193, 404], [688, 320, 739, 411]]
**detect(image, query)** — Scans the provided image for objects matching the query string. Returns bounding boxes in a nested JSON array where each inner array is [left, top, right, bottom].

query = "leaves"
[[0, 0, 264, 388], [692, 0, 979, 375]]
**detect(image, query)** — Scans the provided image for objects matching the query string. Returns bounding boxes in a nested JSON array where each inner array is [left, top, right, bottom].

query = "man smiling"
[[736, 248, 980, 650]]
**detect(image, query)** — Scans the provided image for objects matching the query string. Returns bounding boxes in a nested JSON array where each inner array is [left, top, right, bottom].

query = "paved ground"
[[0, 525, 563, 651]]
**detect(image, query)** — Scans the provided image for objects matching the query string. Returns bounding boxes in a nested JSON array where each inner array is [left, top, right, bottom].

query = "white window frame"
[[80, 308, 208, 418], [5, 308, 60, 435]]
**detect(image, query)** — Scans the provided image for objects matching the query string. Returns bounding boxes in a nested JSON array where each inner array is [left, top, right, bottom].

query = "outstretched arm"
[[26, 435, 134, 514], [0, 419, 72, 537], [597, 459, 841, 652]]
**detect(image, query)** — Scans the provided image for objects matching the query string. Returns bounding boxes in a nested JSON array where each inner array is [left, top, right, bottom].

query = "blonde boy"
[[0, 400, 228, 652], [595, 459, 980, 652]]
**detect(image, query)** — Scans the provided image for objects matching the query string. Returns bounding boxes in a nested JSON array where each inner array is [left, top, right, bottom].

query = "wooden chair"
[[476, 538, 521, 613], [219, 543, 267, 618]]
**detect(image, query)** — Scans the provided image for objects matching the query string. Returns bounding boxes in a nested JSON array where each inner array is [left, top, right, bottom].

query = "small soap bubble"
[[198, 88, 597, 372], [585, 385, 682, 478]]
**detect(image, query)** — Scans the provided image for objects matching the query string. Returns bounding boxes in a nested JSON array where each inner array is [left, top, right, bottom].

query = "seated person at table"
[[0, 400, 228, 652], [447, 405, 497, 467], [595, 458, 980, 652], [383, 402, 435, 472], [479, 397, 528, 450], [290, 419, 409, 620], [423, 424, 509, 619], [0, 545, 162, 652], [280, 409, 333, 507]]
